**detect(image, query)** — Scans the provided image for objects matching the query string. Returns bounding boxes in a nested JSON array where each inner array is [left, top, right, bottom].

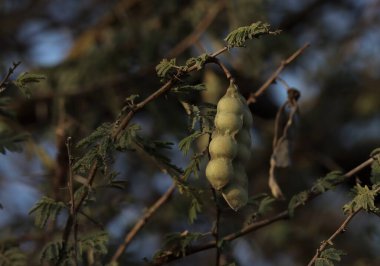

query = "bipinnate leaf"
[[0, 243, 26, 266], [343, 184, 379, 214], [29, 197, 66, 229], [224, 21, 280, 48], [0, 130, 29, 154], [315, 248, 346, 266], [13, 72, 45, 98]]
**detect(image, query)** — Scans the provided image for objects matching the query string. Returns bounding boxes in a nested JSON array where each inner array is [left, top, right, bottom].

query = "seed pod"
[[205, 158, 233, 190], [209, 134, 237, 159], [237, 93, 253, 129], [236, 129, 251, 146], [243, 107, 253, 128], [215, 113, 243, 134], [233, 162, 248, 187], [222, 182, 248, 211], [205, 80, 253, 211], [217, 96, 244, 115], [236, 142, 251, 165]]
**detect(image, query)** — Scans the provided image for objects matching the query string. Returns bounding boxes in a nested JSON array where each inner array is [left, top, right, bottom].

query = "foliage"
[[178, 130, 204, 156], [0, 131, 29, 154], [288, 191, 308, 217], [311, 171, 344, 193], [343, 184, 380, 214], [40, 241, 67, 265], [185, 54, 209, 70], [12, 72, 45, 98], [78, 231, 108, 256], [154, 231, 203, 260], [74, 122, 114, 175], [188, 197, 202, 224], [315, 248, 346, 266], [155, 58, 179, 80], [171, 84, 205, 94], [248, 194, 276, 220], [29, 196, 66, 229], [224, 21, 280, 48], [0, 243, 26, 266]]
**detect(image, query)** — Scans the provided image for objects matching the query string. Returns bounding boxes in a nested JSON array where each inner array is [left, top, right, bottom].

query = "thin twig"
[[211, 188, 221, 266], [58, 161, 98, 264], [307, 209, 361, 266], [152, 157, 375, 265], [247, 43, 310, 104], [0, 61, 21, 92], [208, 57, 233, 81], [166, 0, 226, 58], [65, 137, 78, 266], [109, 183, 176, 263]]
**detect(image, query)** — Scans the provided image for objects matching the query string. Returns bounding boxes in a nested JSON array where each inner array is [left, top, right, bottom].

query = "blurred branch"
[[65, 137, 78, 266], [307, 209, 361, 266], [166, 0, 226, 58], [247, 43, 309, 105], [0, 61, 21, 92], [109, 183, 176, 264], [152, 156, 375, 265]]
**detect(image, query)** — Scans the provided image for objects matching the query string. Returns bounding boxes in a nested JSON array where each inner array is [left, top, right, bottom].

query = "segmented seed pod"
[[209, 134, 237, 159], [222, 182, 248, 211], [214, 113, 243, 135], [233, 162, 248, 187], [205, 158, 233, 190], [205, 81, 253, 210], [236, 129, 251, 146], [236, 142, 251, 165], [243, 107, 253, 128], [217, 96, 244, 114]]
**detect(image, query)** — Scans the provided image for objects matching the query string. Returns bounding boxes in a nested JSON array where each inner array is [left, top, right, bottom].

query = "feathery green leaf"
[[224, 21, 280, 48], [29, 197, 66, 229], [343, 184, 379, 214]]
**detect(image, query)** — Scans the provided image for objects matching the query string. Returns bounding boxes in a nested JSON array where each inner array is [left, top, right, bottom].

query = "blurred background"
[[0, 0, 380, 265]]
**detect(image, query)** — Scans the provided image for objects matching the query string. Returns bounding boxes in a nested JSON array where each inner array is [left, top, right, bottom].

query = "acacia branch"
[[65, 137, 78, 266], [58, 161, 98, 263], [247, 43, 310, 104], [109, 183, 176, 264], [307, 209, 361, 266], [111, 45, 229, 141], [0, 61, 21, 92], [152, 157, 375, 265]]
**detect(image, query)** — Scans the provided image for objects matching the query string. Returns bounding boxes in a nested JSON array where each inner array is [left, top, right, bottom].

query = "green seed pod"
[[243, 107, 253, 128], [209, 134, 237, 159], [217, 96, 244, 115], [205, 158, 233, 190], [236, 143, 251, 165], [215, 113, 243, 134], [233, 162, 248, 187], [236, 129, 251, 147], [222, 182, 248, 211]]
